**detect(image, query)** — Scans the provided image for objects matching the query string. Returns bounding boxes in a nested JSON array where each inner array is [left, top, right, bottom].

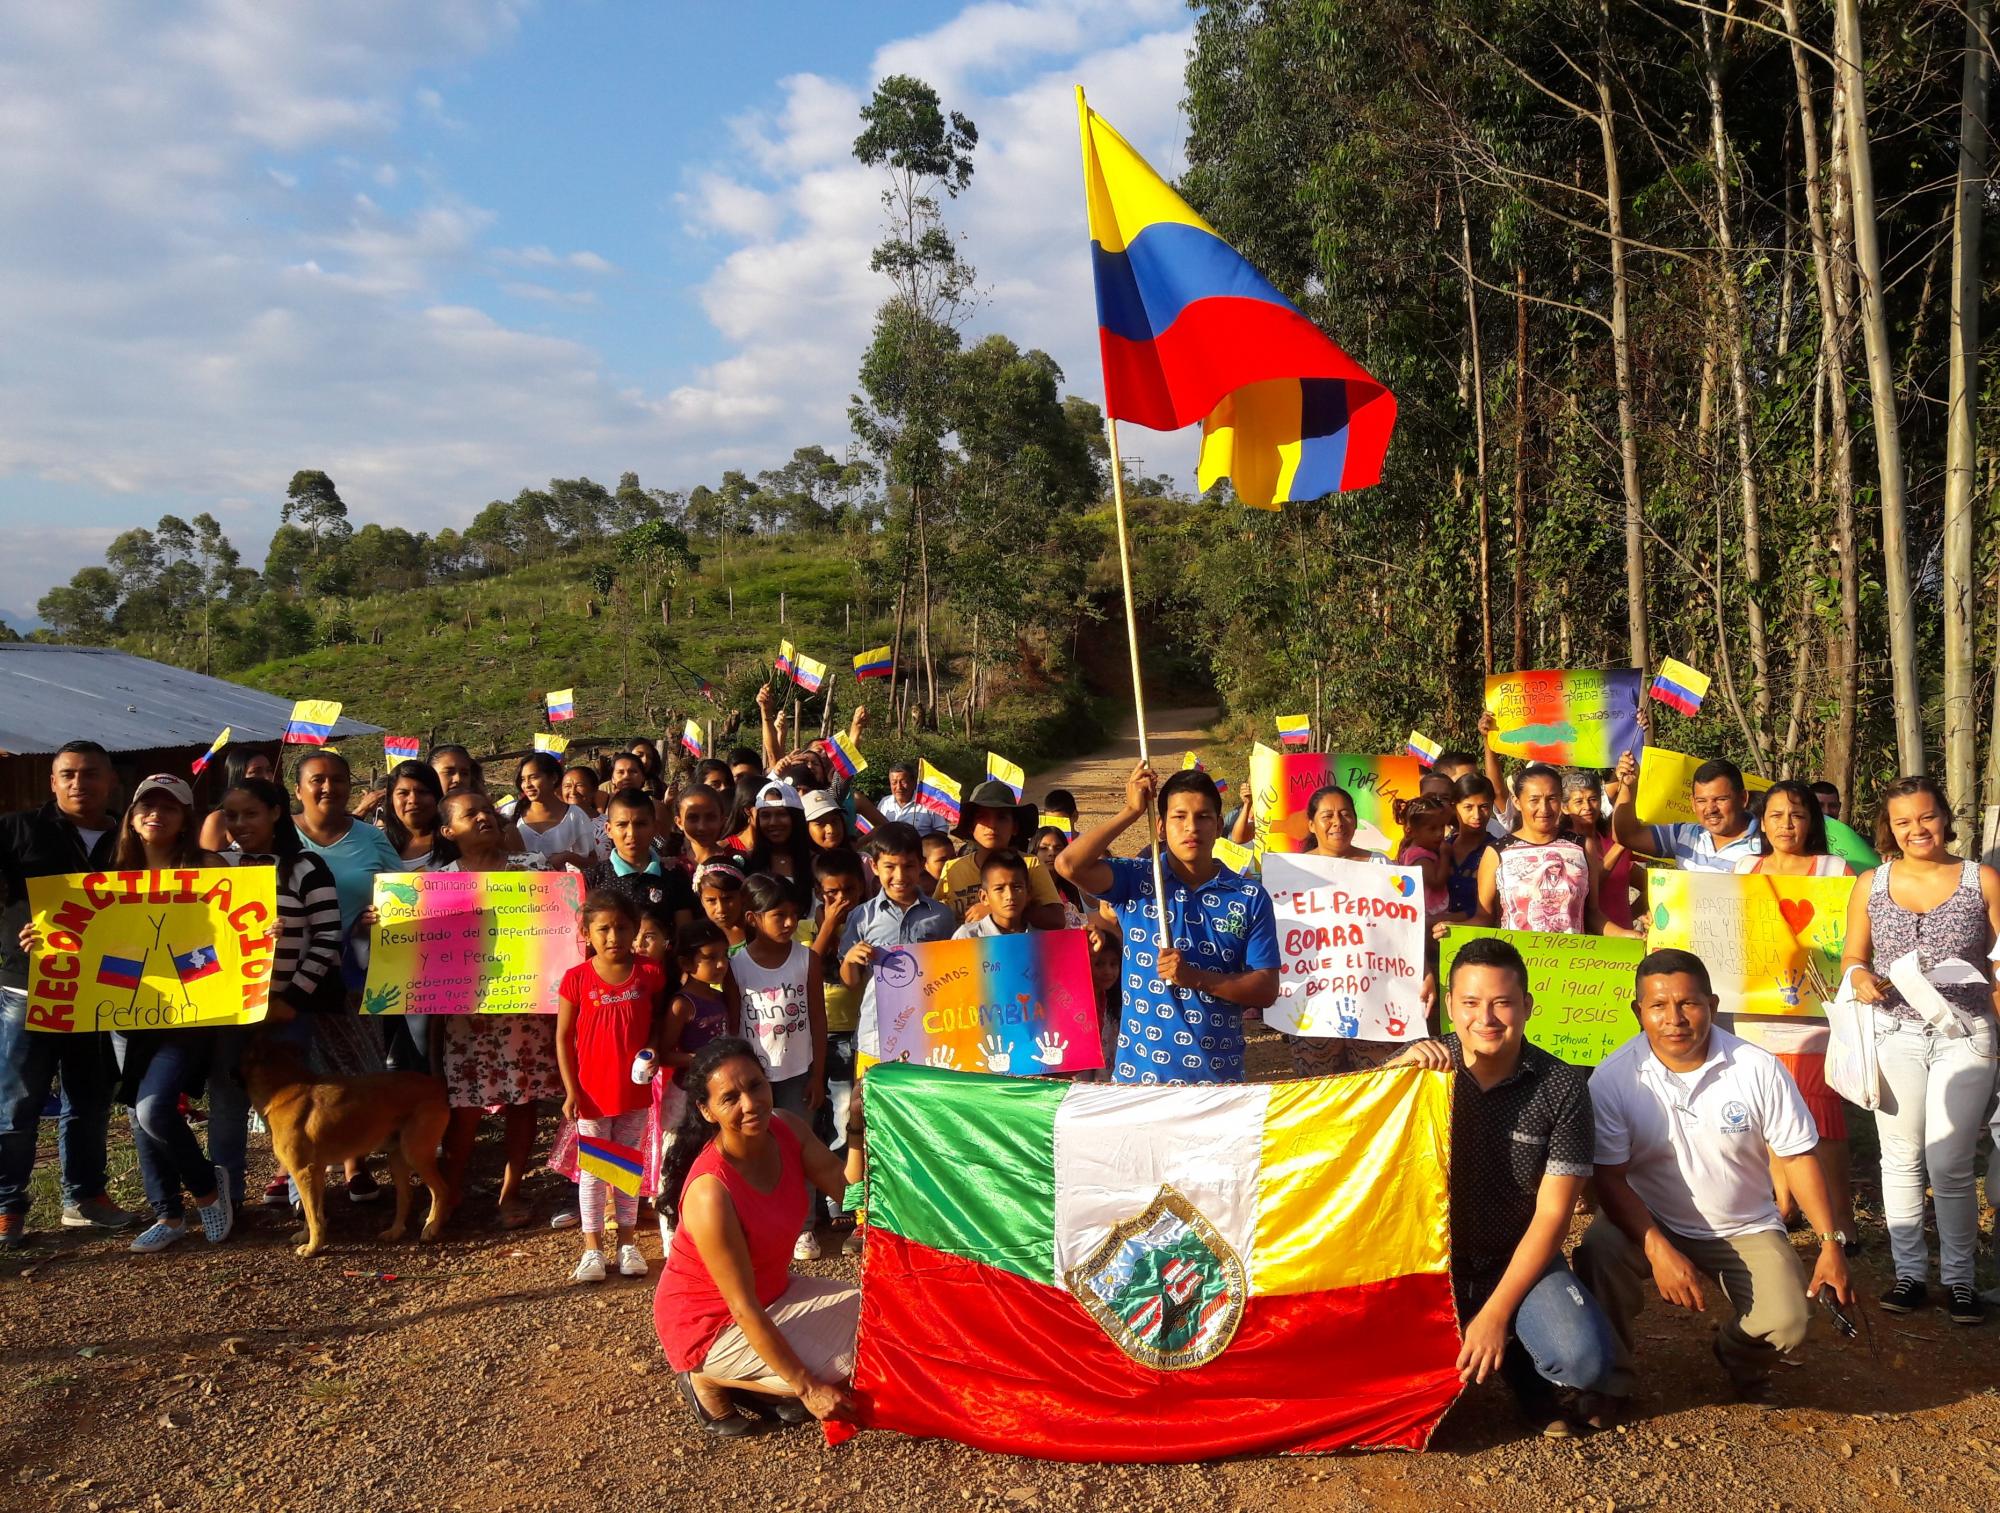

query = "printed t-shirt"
[[560, 958, 665, 1118], [1099, 856, 1279, 1085], [733, 941, 814, 1081]]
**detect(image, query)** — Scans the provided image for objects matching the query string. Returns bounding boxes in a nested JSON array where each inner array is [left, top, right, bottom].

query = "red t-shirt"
[[560, 959, 665, 1118]]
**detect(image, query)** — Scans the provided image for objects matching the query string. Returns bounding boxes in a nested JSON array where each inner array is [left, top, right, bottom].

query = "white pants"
[[1873, 1011, 1998, 1288]]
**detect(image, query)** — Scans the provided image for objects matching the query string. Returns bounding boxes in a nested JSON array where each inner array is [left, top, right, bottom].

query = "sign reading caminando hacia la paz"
[[364, 870, 583, 1015]]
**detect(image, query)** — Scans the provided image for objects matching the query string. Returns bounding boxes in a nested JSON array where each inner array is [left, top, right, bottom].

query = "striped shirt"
[[238, 851, 344, 1010]]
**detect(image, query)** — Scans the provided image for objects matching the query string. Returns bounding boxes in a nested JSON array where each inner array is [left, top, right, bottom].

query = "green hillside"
[[229, 535, 1107, 790]]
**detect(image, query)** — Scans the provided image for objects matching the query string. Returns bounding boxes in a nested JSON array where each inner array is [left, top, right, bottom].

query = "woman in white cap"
[[746, 781, 815, 912], [108, 776, 235, 1252]]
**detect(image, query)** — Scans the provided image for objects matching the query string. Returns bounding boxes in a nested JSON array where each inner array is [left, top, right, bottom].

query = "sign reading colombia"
[[26, 867, 278, 1032]]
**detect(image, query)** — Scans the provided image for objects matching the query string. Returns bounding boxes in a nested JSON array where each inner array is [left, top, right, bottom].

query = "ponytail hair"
[[659, 1036, 763, 1226]]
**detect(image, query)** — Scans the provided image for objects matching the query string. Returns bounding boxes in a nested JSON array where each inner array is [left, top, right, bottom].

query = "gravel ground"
[[5, 712, 1997, 1511]]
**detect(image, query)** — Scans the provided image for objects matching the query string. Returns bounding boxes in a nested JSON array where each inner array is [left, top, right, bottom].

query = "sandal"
[[678, 1373, 757, 1438], [498, 1205, 534, 1232]]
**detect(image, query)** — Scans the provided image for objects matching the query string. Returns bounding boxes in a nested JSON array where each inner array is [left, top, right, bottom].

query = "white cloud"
[[501, 281, 598, 307], [498, 244, 617, 274]]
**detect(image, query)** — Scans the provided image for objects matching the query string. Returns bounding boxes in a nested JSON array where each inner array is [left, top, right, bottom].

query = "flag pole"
[[1104, 416, 1172, 949]]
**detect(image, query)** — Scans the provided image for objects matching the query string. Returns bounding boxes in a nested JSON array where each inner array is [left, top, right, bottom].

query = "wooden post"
[[1106, 416, 1170, 949]]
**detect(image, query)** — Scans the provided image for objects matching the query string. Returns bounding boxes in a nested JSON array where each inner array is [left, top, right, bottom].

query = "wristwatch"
[[1817, 1231, 1849, 1247]]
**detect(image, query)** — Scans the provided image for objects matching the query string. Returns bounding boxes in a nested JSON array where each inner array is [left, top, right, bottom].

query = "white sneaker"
[[130, 1220, 187, 1254], [571, 1249, 608, 1283], [617, 1243, 647, 1277], [793, 1231, 821, 1262]]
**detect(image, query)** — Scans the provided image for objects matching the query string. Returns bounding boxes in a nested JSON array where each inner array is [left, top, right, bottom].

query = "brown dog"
[[241, 1035, 452, 1258]]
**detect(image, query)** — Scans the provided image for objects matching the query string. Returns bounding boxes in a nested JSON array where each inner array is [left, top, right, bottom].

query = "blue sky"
[[0, 0, 1198, 626]]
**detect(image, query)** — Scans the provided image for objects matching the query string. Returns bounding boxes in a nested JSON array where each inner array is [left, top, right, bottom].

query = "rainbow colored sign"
[[1483, 668, 1643, 768], [1646, 870, 1854, 1018], [364, 870, 583, 1015], [1248, 744, 1422, 855], [872, 928, 1102, 1076]]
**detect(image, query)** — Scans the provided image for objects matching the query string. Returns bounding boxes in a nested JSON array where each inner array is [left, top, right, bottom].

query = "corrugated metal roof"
[[0, 644, 380, 755]]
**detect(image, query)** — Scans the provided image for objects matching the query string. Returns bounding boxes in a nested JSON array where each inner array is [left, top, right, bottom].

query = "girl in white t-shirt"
[[511, 751, 595, 870], [731, 874, 826, 1119]]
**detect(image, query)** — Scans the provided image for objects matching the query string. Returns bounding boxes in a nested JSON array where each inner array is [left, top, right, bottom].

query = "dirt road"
[[4, 708, 1998, 1511], [1030, 704, 1219, 850]]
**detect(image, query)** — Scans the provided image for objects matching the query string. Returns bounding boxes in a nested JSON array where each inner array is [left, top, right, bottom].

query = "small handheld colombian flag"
[[1649, 658, 1711, 717], [384, 735, 420, 764], [576, 1134, 645, 1197], [545, 689, 575, 723], [190, 727, 231, 777], [533, 733, 568, 756], [775, 641, 797, 681], [827, 731, 866, 779], [1276, 713, 1311, 748], [681, 719, 705, 758], [283, 700, 342, 746], [986, 752, 1025, 800], [854, 646, 893, 680], [1181, 751, 1227, 794], [794, 653, 827, 694], [917, 760, 961, 827], [1406, 731, 1442, 767]]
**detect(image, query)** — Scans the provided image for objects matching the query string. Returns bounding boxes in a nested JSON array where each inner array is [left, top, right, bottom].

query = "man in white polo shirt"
[[1573, 948, 1852, 1408]]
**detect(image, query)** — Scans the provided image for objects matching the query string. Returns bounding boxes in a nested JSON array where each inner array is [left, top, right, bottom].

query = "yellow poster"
[[1635, 745, 1772, 826], [1645, 869, 1853, 1016], [26, 867, 279, 1032]]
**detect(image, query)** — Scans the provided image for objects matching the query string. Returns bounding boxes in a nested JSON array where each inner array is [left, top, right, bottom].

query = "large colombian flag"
[[846, 1063, 1461, 1460], [1078, 92, 1395, 509]]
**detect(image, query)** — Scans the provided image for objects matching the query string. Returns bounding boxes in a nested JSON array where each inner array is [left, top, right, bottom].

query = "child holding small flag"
[[556, 891, 667, 1283]]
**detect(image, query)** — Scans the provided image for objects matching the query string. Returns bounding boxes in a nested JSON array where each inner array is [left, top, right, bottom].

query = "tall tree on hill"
[[851, 72, 977, 729]]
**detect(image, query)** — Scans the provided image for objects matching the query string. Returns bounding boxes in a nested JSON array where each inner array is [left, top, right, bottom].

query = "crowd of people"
[[1, 699, 1996, 1443]]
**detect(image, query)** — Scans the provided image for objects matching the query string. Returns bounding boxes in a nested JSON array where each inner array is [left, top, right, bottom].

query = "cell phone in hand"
[[1815, 1284, 1857, 1340]]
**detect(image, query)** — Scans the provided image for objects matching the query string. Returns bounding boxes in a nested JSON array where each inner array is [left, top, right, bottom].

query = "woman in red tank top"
[[655, 1036, 859, 1436]]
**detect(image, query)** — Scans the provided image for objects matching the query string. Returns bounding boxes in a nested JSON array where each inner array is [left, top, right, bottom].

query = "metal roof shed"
[[0, 644, 379, 812]]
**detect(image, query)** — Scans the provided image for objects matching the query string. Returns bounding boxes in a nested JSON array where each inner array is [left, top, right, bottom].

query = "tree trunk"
[[1598, 21, 1650, 674], [1836, 0, 1924, 774], [1456, 176, 1494, 676], [1944, 0, 1989, 835], [916, 492, 937, 724], [1784, 0, 1859, 798], [887, 505, 914, 725], [1704, 6, 1769, 755], [1512, 263, 1530, 671]]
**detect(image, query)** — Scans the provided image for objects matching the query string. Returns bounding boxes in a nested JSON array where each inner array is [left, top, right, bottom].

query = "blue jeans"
[[122, 1034, 219, 1222], [205, 1028, 251, 1210], [1476, 1259, 1619, 1398], [0, 986, 114, 1217]]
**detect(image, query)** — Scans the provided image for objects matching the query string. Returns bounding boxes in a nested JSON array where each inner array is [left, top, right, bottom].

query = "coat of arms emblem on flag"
[[1064, 1185, 1244, 1370]]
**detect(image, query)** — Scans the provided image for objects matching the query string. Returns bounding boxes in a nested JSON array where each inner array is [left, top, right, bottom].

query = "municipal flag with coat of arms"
[[840, 1062, 1461, 1460]]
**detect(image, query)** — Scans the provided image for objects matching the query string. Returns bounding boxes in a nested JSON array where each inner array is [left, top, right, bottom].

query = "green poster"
[[1437, 926, 1645, 1067]]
